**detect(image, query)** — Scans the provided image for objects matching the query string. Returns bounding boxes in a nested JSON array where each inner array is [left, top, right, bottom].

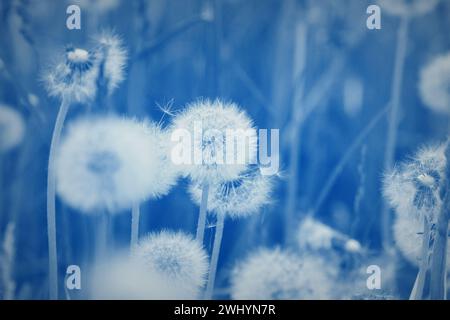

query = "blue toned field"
[[0, 0, 449, 300]]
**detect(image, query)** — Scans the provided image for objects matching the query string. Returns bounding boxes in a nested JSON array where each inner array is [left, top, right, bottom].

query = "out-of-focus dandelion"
[[419, 53, 450, 114], [0, 104, 25, 153], [94, 32, 127, 96], [170, 99, 257, 243], [189, 166, 273, 299], [296, 216, 362, 254], [132, 231, 209, 299], [378, 0, 439, 17], [342, 76, 363, 117], [230, 248, 337, 299], [89, 254, 178, 299], [56, 116, 177, 247]]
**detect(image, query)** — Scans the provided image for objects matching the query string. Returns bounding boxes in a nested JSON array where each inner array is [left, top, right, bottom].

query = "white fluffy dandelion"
[[94, 32, 127, 94], [0, 104, 25, 153], [170, 99, 257, 184], [230, 248, 337, 300], [188, 166, 273, 218], [378, 0, 439, 17], [383, 143, 446, 220], [132, 231, 209, 299], [419, 53, 450, 114], [56, 116, 177, 213], [44, 46, 99, 103]]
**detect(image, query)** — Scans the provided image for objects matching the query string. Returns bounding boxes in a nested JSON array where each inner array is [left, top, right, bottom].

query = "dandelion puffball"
[[393, 213, 450, 268], [44, 46, 99, 103], [378, 0, 438, 17], [0, 104, 25, 153], [132, 231, 209, 299], [383, 143, 445, 220], [55, 116, 177, 213], [170, 99, 257, 183], [230, 248, 336, 299], [188, 166, 273, 218], [94, 32, 127, 94], [419, 53, 450, 114]]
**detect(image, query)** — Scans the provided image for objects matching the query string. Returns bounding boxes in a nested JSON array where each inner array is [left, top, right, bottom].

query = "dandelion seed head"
[[383, 143, 445, 219], [94, 32, 127, 94], [378, 0, 438, 17], [56, 116, 177, 213], [0, 104, 25, 153], [44, 46, 99, 103], [171, 99, 257, 183], [419, 53, 450, 114], [132, 231, 209, 299], [230, 248, 336, 299], [189, 166, 273, 218]]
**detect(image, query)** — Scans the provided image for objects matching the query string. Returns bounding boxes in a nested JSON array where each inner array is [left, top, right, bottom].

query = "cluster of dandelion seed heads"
[[378, 0, 439, 17], [189, 166, 273, 218], [0, 104, 25, 153], [170, 99, 257, 184], [94, 32, 127, 94], [230, 248, 336, 300], [132, 231, 209, 298], [419, 52, 450, 114], [56, 116, 176, 213], [383, 143, 446, 220]]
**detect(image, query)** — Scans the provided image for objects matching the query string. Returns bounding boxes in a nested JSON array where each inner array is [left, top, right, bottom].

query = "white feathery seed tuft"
[[132, 231, 209, 299], [230, 248, 337, 300], [170, 99, 257, 184], [55, 116, 177, 213], [419, 52, 450, 114], [188, 166, 273, 218], [0, 104, 25, 153]]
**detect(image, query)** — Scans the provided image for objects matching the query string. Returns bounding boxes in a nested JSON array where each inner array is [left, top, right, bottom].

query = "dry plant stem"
[[46, 96, 70, 299], [196, 183, 209, 243], [410, 217, 430, 300], [382, 15, 409, 249], [205, 213, 225, 299], [131, 202, 140, 248]]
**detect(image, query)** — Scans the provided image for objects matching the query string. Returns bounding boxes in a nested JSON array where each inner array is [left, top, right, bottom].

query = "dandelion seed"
[[56, 116, 177, 213], [44, 46, 99, 103], [419, 53, 450, 114], [0, 104, 25, 153], [383, 143, 446, 220], [378, 0, 439, 17], [230, 248, 337, 300], [132, 231, 209, 299], [188, 165, 273, 218], [94, 32, 127, 94]]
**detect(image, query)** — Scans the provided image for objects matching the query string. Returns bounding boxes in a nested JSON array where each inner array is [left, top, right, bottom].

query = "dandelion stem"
[[382, 16, 409, 249], [196, 183, 209, 243], [205, 213, 225, 300], [410, 217, 430, 300], [131, 202, 140, 248], [46, 96, 70, 300], [96, 212, 109, 261]]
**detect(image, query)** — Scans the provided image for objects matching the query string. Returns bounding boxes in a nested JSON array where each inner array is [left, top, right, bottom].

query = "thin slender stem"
[[410, 217, 430, 300], [96, 212, 109, 262], [382, 16, 409, 249], [46, 97, 70, 300], [196, 183, 209, 243], [131, 202, 140, 248], [205, 213, 225, 300]]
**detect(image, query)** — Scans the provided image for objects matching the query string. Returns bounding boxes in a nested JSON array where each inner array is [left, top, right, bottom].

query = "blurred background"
[[0, 0, 449, 299]]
